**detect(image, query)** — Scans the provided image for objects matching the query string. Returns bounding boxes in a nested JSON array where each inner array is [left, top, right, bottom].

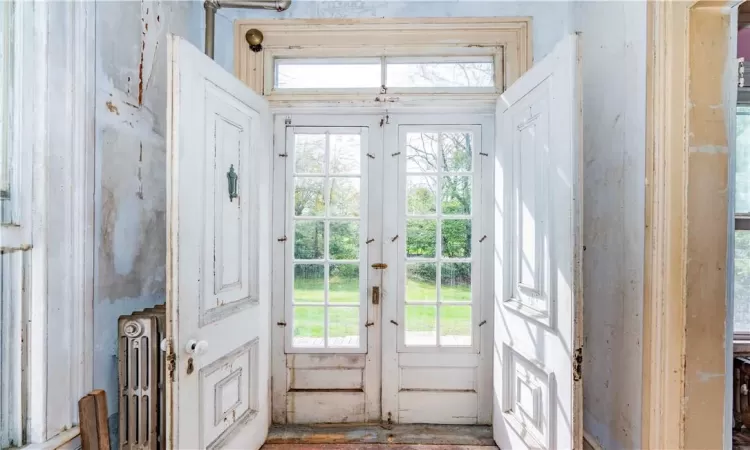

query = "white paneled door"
[[493, 34, 583, 450], [166, 35, 272, 450]]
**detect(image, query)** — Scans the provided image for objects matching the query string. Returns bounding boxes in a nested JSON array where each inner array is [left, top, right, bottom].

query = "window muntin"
[[402, 130, 477, 348], [290, 129, 367, 350], [272, 55, 496, 92]]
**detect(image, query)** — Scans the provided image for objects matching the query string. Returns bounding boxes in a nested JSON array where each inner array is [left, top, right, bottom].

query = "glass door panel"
[[402, 129, 478, 349], [288, 127, 368, 351]]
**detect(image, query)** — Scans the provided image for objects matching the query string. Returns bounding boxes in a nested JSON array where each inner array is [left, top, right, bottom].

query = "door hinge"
[[285, 116, 292, 125], [573, 346, 583, 382], [740, 58, 746, 88], [0, 244, 33, 254], [166, 340, 176, 383]]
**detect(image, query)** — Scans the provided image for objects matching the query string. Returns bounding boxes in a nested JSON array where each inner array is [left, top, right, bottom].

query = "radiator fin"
[[118, 305, 166, 450]]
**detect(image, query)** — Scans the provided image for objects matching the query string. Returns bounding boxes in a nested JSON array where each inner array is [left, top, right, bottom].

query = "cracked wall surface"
[[93, 1, 202, 443]]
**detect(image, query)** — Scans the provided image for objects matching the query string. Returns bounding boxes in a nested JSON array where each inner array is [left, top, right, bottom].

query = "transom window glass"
[[386, 57, 493, 88], [274, 56, 495, 91], [276, 58, 381, 90], [290, 129, 366, 349], [403, 130, 475, 347]]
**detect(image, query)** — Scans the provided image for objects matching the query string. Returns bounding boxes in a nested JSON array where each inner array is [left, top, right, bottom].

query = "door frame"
[[643, 1, 742, 449], [269, 109, 495, 424]]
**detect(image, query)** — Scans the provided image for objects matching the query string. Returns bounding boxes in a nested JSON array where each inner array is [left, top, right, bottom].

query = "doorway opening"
[[271, 113, 494, 426]]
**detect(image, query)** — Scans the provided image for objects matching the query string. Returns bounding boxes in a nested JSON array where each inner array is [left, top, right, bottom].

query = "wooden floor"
[[262, 424, 497, 449], [262, 445, 496, 449]]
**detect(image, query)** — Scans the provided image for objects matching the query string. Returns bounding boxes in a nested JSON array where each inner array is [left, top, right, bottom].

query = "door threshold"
[[266, 424, 495, 447]]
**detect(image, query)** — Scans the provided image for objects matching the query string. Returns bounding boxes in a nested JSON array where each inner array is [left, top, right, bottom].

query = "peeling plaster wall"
[[91, 2, 646, 448], [93, 0, 202, 442], [574, 2, 647, 449]]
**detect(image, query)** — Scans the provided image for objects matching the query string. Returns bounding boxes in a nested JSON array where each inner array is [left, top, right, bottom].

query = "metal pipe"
[[204, 0, 291, 59], [205, 1, 217, 58]]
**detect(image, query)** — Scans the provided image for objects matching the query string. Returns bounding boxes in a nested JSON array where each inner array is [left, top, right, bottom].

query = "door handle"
[[185, 339, 208, 355], [372, 286, 380, 305]]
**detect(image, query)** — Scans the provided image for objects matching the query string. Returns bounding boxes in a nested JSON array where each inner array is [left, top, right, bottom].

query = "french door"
[[272, 112, 493, 425], [272, 114, 383, 424], [381, 114, 494, 424]]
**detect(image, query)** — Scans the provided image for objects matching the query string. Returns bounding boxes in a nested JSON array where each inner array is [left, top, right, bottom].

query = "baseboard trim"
[[23, 428, 80, 450]]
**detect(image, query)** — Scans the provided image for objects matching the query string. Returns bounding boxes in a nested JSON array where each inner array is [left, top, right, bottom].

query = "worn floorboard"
[[266, 424, 495, 447], [262, 445, 497, 450]]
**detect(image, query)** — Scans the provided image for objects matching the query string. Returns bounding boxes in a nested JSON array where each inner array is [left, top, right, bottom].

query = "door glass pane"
[[407, 176, 437, 214], [329, 221, 359, 260], [738, 106, 750, 214], [329, 264, 359, 304], [442, 176, 472, 215], [442, 219, 471, 258], [441, 263, 471, 302], [294, 134, 326, 174], [275, 58, 381, 89], [406, 219, 437, 257], [386, 58, 494, 88], [330, 134, 361, 174], [329, 177, 360, 217], [405, 305, 437, 346], [439, 306, 471, 346], [441, 132, 473, 171], [406, 263, 437, 302], [294, 264, 324, 303], [406, 132, 439, 172], [294, 221, 325, 259], [293, 306, 324, 348], [294, 178, 325, 216], [328, 307, 360, 347], [736, 230, 750, 333]]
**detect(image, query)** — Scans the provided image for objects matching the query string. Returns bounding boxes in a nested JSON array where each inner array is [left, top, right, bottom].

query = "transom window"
[[236, 18, 530, 100], [274, 56, 495, 91]]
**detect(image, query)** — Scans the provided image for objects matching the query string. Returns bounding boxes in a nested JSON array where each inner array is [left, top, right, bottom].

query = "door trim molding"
[[643, 2, 739, 449]]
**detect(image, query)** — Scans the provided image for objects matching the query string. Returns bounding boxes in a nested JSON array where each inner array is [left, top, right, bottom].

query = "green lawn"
[[292, 277, 472, 339]]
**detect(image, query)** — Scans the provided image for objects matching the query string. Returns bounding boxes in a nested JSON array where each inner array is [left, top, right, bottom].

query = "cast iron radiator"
[[118, 305, 166, 450]]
